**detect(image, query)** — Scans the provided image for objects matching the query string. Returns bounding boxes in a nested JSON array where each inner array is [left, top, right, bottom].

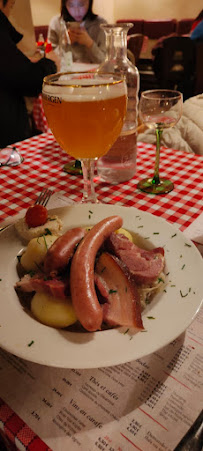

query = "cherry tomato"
[[25, 205, 48, 228]]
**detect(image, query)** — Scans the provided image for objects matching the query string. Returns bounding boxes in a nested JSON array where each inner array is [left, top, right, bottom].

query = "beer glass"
[[42, 72, 127, 203], [138, 89, 183, 194]]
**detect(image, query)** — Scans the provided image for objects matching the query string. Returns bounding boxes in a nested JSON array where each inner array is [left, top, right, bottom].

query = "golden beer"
[[42, 78, 127, 159]]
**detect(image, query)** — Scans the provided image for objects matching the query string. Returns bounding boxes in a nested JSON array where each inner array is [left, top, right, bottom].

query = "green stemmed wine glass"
[[138, 89, 183, 194]]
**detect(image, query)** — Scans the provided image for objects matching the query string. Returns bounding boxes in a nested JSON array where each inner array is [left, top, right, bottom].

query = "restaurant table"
[[0, 132, 202, 451]]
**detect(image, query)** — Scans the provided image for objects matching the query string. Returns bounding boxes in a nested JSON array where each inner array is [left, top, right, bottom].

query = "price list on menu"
[[0, 307, 202, 451]]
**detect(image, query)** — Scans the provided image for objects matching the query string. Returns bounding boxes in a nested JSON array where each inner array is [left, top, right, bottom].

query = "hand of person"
[[46, 50, 61, 71], [68, 27, 93, 48]]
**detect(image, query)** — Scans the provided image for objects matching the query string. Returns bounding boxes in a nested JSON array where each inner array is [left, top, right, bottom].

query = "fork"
[[0, 188, 53, 233], [35, 188, 52, 207]]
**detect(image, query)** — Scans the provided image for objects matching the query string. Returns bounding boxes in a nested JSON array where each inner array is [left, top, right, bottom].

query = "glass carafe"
[[97, 23, 140, 183], [59, 17, 73, 71]]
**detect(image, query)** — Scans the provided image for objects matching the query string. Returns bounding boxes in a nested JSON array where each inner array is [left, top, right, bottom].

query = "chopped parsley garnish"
[[28, 270, 36, 278], [42, 235, 48, 250], [181, 264, 185, 270], [109, 289, 117, 294], [44, 228, 52, 235], [147, 316, 155, 320], [138, 225, 143, 228], [184, 243, 192, 248], [171, 233, 177, 238], [180, 290, 189, 298], [28, 340, 34, 347], [34, 262, 44, 272], [153, 232, 160, 235], [145, 298, 151, 304], [158, 277, 164, 283], [124, 328, 129, 334], [101, 266, 106, 273]]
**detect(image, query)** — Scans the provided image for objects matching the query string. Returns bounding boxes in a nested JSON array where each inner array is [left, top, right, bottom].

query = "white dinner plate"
[[0, 203, 202, 369]]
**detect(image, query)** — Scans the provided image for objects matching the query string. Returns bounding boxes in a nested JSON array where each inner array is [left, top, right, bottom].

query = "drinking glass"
[[138, 89, 183, 194], [42, 72, 127, 203], [0, 146, 23, 167]]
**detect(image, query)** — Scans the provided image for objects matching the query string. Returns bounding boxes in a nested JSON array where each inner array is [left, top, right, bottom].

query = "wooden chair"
[[127, 33, 144, 65], [155, 36, 196, 99], [194, 42, 203, 95]]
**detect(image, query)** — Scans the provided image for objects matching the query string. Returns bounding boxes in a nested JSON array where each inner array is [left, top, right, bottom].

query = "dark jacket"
[[0, 11, 56, 147]]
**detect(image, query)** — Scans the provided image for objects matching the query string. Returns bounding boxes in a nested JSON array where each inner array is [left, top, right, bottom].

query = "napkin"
[[0, 193, 74, 229], [183, 212, 203, 256]]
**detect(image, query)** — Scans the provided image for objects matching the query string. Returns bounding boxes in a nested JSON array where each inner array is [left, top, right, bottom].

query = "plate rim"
[[0, 203, 202, 369]]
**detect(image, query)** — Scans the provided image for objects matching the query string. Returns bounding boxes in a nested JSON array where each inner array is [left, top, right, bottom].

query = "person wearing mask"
[[0, 0, 59, 148], [48, 0, 107, 64]]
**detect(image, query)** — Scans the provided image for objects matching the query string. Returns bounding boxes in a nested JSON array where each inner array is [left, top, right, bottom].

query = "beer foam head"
[[43, 74, 127, 101]]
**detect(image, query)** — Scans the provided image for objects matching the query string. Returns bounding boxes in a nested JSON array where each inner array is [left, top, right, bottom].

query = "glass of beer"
[[42, 72, 127, 203]]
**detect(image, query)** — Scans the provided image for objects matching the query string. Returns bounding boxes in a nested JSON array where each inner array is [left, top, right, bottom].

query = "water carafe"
[[97, 23, 140, 183]]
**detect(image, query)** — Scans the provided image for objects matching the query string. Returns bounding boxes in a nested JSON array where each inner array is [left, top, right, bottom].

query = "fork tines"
[[35, 188, 52, 207]]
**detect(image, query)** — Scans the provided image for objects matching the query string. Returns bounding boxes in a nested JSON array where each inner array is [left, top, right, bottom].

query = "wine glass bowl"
[[138, 89, 183, 194], [42, 72, 127, 203]]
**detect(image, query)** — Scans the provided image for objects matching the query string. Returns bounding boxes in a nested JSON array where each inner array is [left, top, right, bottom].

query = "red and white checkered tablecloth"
[[0, 132, 203, 450], [0, 132, 202, 232], [33, 95, 50, 134]]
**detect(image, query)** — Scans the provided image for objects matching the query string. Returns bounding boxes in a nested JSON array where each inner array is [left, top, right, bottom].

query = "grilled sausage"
[[44, 227, 85, 275], [70, 216, 123, 331]]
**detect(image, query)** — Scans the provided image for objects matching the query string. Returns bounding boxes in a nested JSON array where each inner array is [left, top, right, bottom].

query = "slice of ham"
[[95, 252, 144, 329], [15, 274, 68, 299], [105, 233, 165, 285]]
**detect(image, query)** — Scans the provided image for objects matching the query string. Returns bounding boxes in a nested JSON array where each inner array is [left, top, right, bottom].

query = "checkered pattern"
[[0, 133, 202, 233], [0, 132, 203, 449], [0, 398, 51, 450], [33, 96, 50, 134]]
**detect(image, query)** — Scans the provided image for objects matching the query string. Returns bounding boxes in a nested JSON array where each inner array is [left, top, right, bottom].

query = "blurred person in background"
[[190, 10, 203, 33], [190, 18, 203, 41], [0, 0, 59, 148], [48, 0, 107, 64]]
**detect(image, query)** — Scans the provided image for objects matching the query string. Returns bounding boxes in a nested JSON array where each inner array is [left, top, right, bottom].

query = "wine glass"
[[138, 89, 183, 194], [42, 72, 127, 203], [0, 146, 23, 167]]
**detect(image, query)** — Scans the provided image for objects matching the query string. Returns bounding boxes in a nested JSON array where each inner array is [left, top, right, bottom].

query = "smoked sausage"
[[70, 216, 123, 332], [44, 227, 85, 275]]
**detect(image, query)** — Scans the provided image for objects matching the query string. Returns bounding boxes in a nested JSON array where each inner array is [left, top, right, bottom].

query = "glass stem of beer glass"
[[152, 127, 163, 186], [80, 158, 97, 203]]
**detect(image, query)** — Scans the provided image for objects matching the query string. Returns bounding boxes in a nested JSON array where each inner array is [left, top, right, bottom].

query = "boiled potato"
[[21, 235, 58, 271], [31, 292, 77, 328], [116, 227, 133, 242]]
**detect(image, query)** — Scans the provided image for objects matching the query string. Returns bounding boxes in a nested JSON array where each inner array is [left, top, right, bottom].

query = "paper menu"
[[0, 307, 202, 451]]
